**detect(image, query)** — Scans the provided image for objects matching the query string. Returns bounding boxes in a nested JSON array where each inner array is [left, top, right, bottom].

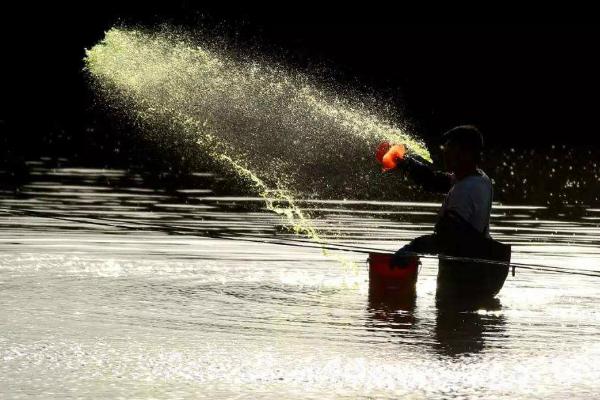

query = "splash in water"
[[84, 27, 431, 257]]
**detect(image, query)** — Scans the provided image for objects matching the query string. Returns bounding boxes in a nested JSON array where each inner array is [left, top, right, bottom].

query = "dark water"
[[1, 161, 600, 399]]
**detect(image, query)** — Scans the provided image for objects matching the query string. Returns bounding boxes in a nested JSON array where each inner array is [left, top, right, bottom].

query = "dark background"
[[1, 4, 599, 167]]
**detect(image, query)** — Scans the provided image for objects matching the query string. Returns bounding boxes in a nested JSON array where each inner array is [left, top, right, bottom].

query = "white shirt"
[[439, 169, 493, 235]]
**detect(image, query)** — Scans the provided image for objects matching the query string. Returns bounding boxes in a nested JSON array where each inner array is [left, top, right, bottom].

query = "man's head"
[[440, 125, 483, 174]]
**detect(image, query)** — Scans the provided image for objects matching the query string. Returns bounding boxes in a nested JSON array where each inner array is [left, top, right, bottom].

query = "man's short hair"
[[442, 125, 484, 160]]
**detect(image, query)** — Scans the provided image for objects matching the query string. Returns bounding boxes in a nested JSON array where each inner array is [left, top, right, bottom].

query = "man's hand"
[[376, 141, 406, 172], [375, 141, 391, 164]]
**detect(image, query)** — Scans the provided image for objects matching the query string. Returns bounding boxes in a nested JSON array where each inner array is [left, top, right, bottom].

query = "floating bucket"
[[368, 252, 419, 295]]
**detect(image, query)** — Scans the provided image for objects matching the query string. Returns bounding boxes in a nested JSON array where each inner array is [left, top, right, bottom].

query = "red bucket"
[[368, 252, 419, 294]]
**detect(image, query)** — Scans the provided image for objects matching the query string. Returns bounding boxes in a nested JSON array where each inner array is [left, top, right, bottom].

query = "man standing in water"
[[383, 125, 494, 258], [377, 125, 510, 299]]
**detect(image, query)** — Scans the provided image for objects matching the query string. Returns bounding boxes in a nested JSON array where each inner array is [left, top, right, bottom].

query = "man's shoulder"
[[456, 170, 491, 189]]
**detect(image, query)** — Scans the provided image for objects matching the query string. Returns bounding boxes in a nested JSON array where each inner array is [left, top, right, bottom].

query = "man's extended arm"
[[398, 155, 453, 194]]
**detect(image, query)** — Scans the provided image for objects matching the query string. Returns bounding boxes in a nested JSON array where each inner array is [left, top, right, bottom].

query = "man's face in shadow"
[[441, 140, 460, 173]]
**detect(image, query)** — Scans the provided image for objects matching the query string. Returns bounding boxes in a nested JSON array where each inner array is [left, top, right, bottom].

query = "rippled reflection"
[[434, 297, 506, 356], [1, 161, 600, 399], [366, 290, 417, 335]]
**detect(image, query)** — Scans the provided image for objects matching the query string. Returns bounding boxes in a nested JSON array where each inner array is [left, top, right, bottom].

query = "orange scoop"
[[376, 141, 391, 164], [376, 142, 406, 171]]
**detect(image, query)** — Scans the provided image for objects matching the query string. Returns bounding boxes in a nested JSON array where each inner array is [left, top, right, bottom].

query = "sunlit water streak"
[[1, 164, 600, 399]]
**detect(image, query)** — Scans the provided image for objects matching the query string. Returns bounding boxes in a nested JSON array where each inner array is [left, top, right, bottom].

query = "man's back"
[[440, 170, 492, 235]]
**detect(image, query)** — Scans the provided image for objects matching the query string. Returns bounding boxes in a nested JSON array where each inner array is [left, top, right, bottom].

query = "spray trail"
[[84, 27, 431, 257]]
